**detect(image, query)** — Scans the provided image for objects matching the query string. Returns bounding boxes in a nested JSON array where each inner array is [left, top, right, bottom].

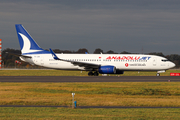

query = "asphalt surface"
[[0, 76, 179, 82]]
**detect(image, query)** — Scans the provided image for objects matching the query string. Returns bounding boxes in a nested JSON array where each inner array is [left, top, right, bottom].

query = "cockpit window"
[[162, 59, 169, 62]]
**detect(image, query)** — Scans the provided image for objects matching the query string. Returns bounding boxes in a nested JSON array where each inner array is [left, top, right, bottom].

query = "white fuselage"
[[20, 53, 175, 71]]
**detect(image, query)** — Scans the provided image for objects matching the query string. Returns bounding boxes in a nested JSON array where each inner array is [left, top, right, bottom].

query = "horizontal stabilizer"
[[6, 52, 32, 58]]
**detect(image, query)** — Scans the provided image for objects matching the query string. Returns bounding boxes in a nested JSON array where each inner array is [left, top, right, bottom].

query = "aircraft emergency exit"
[[15, 24, 175, 76]]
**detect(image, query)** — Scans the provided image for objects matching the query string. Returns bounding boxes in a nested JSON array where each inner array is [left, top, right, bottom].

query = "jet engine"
[[98, 66, 124, 74], [99, 66, 116, 74]]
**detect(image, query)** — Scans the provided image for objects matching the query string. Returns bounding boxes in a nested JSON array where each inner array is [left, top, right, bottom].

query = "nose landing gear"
[[156, 73, 160, 76], [156, 70, 165, 76]]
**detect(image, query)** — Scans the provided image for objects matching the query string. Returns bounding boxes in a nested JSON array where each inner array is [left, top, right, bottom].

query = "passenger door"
[[153, 58, 157, 66]]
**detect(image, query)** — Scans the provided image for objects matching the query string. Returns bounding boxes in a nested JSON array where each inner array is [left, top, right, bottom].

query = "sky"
[[1, 0, 180, 55]]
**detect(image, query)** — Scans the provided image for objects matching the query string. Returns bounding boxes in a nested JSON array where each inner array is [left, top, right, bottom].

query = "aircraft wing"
[[49, 49, 100, 70], [70, 61, 100, 69]]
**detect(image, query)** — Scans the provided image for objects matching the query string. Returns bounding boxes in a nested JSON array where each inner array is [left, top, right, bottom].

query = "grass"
[[0, 82, 180, 107], [0, 69, 87, 76], [1, 69, 180, 119], [0, 107, 180, 119], [0, 69, 180, 76]]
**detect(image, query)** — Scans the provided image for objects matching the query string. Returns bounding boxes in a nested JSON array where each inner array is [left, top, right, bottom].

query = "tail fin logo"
[[16, 24, 48, 54], [18, 33, 42, 54]]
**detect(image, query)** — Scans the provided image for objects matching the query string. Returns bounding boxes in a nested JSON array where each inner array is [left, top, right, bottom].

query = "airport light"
[[72, 93, 75, 108]]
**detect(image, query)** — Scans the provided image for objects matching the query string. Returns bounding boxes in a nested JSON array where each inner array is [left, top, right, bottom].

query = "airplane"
[[15, 24, 175, 76]]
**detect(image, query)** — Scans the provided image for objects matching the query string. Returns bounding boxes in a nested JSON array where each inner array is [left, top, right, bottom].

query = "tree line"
[[1, 48, 180, 68]]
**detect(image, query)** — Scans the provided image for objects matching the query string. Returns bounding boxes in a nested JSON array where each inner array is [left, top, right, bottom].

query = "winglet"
[[49, 48, 60, 60]]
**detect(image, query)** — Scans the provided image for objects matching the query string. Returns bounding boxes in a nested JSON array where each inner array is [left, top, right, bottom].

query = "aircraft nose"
[[170, 62, 175, 68]]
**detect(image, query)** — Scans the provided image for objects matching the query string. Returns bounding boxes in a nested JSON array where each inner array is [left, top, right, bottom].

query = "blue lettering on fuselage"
[[139, 57, 151, 60]]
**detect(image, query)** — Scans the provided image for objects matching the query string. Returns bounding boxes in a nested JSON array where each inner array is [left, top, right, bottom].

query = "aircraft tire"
[[88, 71, 94, 76], [94, 72, 99, 76]]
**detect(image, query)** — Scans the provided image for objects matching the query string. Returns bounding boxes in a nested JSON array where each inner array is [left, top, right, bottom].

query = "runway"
[[0, 76, 179, 82]]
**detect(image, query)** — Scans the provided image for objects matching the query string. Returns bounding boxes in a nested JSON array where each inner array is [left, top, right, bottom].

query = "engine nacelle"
[[99, 66, 116, 74], [98, 66, 124, 74]]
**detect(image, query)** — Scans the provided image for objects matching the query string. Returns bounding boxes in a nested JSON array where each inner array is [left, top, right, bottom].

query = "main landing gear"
[[88, 71, 99, 76]]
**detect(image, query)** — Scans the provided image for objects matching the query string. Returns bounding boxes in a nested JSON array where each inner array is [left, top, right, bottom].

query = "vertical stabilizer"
[[15, 24, 48, 54]]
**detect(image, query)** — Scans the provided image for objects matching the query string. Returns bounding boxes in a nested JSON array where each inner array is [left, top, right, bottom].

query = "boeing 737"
[[15, 24, 175, 76]]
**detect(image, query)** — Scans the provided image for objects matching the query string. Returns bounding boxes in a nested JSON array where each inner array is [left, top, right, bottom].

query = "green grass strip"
[[0, 82, 180, 107], [0, 107, 180, 120]]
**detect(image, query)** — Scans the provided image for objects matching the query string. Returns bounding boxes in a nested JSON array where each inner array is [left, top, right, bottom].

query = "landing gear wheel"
[[88, 71, 99, 76], [156, 73, 160, 76], [94, 72, 99, 76], [88, 71, 94, 76]]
